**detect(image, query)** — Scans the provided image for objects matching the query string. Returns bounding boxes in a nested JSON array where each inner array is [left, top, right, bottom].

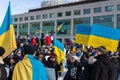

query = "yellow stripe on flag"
[[88, 35, 118, 52]]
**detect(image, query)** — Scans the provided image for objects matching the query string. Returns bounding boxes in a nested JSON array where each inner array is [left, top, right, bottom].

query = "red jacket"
[[45, 36, 51, 45], [31, 37, 36, 46]]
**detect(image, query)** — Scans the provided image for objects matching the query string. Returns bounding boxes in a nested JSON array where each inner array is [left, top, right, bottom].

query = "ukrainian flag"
[[53, 38, 65, 64], [0, 2, 16, 57], [88, 24, 120, 52], [75, 24, 120, 52], [12, 55, 48, 80], [75, 25, 91, 45], [56, 22, 65, 32]]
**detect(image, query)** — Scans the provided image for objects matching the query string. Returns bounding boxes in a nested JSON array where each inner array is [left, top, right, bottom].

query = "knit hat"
[[72, 55, 78, 60], [96, 46, 106, 54]]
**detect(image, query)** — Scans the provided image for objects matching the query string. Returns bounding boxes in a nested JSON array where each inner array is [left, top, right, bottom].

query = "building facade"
[[13, 0, 120, 42]]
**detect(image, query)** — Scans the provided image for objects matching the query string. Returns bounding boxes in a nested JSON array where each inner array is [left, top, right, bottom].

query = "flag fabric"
[[75, 24, 120, 52], [88, 24, 120, 51], [53, 38, 65, 64], [12, 55, 48, 80], [72, 46, 76, 54], [56, 22, 65, 32], [75, 25, 91, 45], [0, 2, 17, 57]]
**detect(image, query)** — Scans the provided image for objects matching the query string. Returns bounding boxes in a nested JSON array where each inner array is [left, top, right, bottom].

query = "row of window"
[[14, 4, 120, 22], [14, 14, 120, 36]]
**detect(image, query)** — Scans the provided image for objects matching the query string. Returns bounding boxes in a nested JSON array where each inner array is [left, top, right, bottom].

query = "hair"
[[23, 45, 35, 55], [0, 47, 5, 56]]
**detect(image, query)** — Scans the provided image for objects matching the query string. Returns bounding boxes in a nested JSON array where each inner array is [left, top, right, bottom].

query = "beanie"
[[72, 55, 78, 60], [96, 46, 106, 54]]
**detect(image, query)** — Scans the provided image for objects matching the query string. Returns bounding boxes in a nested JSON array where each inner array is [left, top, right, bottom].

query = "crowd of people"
[[0, 32, 120, 80]]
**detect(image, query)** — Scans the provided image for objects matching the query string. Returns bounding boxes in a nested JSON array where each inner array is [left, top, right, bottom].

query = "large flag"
[[56, 22, 65, 32], [75, 25, 91, 45], [0, 2, 17, 57], [53, 38, 65, 64], [88, 24, 120, 51], [75, 24, 120, 52]]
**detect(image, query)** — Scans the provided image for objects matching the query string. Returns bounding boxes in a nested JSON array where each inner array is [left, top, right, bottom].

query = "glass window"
[[36, 15, 41, 20], [57, 19, 71, 36], [83, 9, 91, 14], [93, 15, 114, 27], [73, 17, 91, 35], [13, 24, 17, 36], [42, 21, 54, 35], [94, 7, 102, 13], [30, 22, 40, 36], [105, 5, 114, 12], [117, 14, 120, 29], [24, 17, 28, 21], [19, 23, 28, 36], [57, 12, 62, 17], [30, 16, 34, 20], [74, 10, 80, 15], [50, 13, 55, 18], [65, 11, 71, 16], [14, 18, 18, 22], [19, 17, 23, 21], [43, 14, 47, 19], [117, 4, 120, 11]]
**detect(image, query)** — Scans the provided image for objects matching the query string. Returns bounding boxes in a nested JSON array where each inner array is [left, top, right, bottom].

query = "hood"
[[95, 54, 110, 65], [111, 56, 119, 64]]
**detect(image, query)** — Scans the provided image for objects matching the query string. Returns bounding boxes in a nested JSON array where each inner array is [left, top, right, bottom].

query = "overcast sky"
[[0, 0, 45, 25], [0, 0, 76, 25]]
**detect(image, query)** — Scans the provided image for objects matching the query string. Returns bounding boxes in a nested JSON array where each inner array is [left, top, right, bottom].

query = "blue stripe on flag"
[[0, 2, 12, 35], [76, 25, 91, 35], [54, 38, 64, 52], [91, 24, 120, 40]]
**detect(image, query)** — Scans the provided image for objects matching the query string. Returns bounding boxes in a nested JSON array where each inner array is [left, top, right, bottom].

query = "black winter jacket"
[[90, 54, 110, 80]]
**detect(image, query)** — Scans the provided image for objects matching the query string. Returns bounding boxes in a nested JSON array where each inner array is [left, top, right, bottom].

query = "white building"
[[13, 0, 120, 42]]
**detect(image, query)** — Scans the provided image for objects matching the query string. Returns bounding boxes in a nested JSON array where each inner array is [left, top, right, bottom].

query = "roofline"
[[29, 0, 107, 12]]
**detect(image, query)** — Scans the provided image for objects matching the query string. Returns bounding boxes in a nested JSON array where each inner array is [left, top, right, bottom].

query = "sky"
[[0, 0, 75, 26], [0, 0, 44, 25]]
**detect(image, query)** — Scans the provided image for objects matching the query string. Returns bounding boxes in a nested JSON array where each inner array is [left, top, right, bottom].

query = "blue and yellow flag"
[[53, 38, 65, 64], [12, 55, 48, 80], [75, 25, 91, 45], [0, 2, 17, 57], [56, 22, 65, 32], [75, 24, 120, 52], [88, 24, 120, 51]]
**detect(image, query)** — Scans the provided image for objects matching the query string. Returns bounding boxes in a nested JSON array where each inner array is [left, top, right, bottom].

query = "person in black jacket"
[[80, 50, 96, 80], [108, 54, 120, 80], [64, 55, 82, 80], [0, 47, 7, 80], [45, 53, 60, 80], [90, 46, 110, 80]]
